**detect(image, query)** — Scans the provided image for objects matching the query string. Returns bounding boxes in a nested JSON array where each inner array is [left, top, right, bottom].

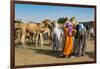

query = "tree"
[[15, 18, 23, 24], [58, 17, 68, 24], [70, 16, 75, 22]]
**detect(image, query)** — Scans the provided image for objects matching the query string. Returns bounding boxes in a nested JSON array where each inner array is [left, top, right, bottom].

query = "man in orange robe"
[[61, 22, 76, 58]]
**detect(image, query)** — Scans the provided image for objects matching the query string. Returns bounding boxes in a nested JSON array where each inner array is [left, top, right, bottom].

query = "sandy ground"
[[15, 39, 95, 66]]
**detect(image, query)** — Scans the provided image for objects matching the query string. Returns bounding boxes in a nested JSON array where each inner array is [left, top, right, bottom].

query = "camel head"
[[42, 19, 52, 27]]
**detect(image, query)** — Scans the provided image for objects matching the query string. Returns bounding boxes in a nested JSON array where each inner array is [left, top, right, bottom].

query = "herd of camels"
[[15, 19, 57, 48]]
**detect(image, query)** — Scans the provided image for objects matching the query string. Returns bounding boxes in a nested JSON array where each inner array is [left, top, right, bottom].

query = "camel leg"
[[15, 30, 19, 43], [40, 33, 43, 47], [21, 34, 27, 48], [36, 32, 39, 47], [17, 29, 21, 44], [50, 32, 53, 46], [32, 34, 34, 43], [48, 31, 52, 46], [32, 32, 36, 44], [29, 34, 33, 45]]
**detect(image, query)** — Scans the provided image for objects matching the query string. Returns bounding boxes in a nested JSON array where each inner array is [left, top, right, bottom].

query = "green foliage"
[[58, 17, 68, 24], [70, 16, 75, 22], [15, 19, 23, 23]]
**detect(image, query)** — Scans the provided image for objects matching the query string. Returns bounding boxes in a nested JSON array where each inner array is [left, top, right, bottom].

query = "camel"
[[20, 19, 52, 48]]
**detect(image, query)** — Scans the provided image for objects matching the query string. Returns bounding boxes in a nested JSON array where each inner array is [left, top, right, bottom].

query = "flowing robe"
[[63, 28, 76, 56]]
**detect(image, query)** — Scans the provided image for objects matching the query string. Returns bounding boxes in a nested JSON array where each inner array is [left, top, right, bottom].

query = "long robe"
[[63, 28, 76, 56]]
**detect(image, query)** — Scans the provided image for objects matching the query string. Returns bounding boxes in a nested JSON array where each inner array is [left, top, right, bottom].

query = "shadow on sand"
[[31, 48, 62, 58], [31, 48, 95, 59], [86, 52, 95, 59]]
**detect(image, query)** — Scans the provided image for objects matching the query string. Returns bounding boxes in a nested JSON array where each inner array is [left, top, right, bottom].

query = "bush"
[[58, 17, 68, 24], [15, 19, 23, 23]]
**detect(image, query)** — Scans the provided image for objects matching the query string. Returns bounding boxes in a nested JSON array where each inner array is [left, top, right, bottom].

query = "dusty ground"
[[15, 39, 95, 66]]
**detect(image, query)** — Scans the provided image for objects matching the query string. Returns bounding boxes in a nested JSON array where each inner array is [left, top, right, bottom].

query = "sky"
[[15, 4, 95, 23]]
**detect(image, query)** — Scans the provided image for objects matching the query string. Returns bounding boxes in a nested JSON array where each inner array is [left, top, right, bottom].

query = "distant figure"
[[78, 23, 86, 57], [89, 27, 94, 39], [86, 25, 90, 39]]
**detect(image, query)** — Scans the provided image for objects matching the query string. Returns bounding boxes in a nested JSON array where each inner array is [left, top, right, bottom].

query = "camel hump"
[[26, 23, 40, 33], [27, 23, 39, 28]]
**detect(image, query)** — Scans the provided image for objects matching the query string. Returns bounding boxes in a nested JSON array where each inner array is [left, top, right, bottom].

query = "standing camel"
[[20, 19, 52, 48], [20, 23, 44, 48]]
